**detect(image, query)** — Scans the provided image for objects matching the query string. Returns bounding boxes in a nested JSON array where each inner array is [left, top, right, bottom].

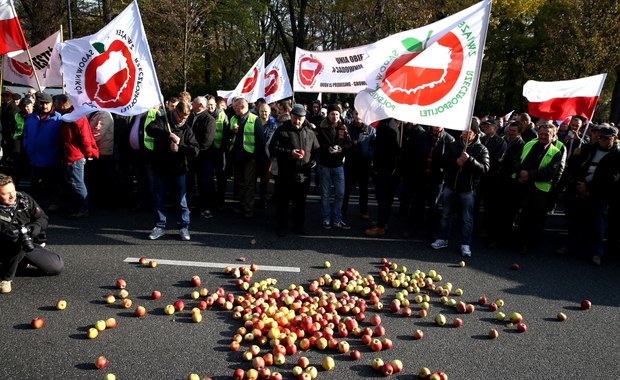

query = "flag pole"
[[60, 24, 65, 94], [462, 0, 493, 152], [133, 0, 169, 132]]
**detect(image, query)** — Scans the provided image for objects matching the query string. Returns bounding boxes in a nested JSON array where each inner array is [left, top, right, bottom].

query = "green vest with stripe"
[[229, 113, 256, 153], [143, 109, 159, 150], [519, 139, 561, 192], [213, 110, 226, 149]]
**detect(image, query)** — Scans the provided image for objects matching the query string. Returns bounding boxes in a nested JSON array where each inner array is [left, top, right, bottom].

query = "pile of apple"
[[30, 255, 593, 379]]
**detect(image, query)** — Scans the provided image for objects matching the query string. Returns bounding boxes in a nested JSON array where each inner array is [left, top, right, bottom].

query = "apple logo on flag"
[[85, 39, 136, 108], [264, 69, 280, 96], [242, 67, 259, 94], [298, 55, 323, 87], [10, 59, 34, 77], [381, 32, 464, 106]]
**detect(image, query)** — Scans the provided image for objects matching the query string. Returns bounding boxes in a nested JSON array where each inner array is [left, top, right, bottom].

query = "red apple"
[[191, 275, 201, 287], [381, 363, 394, 376], [413, 329, 424, 340], [116, 278, 127, 289], [105, 318, 117, 329], [580, 299, 592, 310], [370, 338, 382, 352], [390, 359, 403, 373], [31, 317, 45, 329], [95, 356, 109, 369], [511, 263, 520, 270], [138, 256, 148, 265], [151, 291, 161, 300], [381, 338, 393, 350], [488, 303, 498, 312], [369, 314, 381, 326], [452, 318, 463, 327], [135, 306, 146, 317], [233, 368, 245, 380], [517, 323, 527, 333], [478, 296, 488, 305], [350, 349, 361, 360], [174, 300, 185, 312], [488, 329, 499, 339]]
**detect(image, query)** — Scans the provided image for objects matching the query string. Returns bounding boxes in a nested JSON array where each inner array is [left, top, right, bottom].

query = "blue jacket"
[[23, 111, 62, 167]]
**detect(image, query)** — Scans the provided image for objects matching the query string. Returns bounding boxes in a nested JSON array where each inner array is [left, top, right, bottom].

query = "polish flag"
[[0, 0, 28, 54], [523, 73, 607, 121]]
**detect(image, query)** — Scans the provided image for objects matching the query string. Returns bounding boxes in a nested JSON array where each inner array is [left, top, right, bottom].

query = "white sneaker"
[[0, 280, 12, 294], [461, 245, 472, 257], [148, 227, 165, 240], [431, 239, 448, 249]]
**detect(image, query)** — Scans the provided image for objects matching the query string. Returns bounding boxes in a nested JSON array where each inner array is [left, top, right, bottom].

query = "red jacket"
[[60, 116, 99, 165]]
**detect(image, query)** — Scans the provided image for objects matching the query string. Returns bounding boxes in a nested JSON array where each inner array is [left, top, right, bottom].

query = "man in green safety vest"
[[228, 97, 266, 218], [512, 122, 566, 254]]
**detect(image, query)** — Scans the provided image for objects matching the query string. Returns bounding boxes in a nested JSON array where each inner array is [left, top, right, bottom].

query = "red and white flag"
[[56, 1, 162, 121], [0, 0, 27, 54], [264, 54, 293, 104], [522, 73, 607, 121], [230, 54, 265, 104], [355, 0, 491, 130], [3, 31, 62, 89]]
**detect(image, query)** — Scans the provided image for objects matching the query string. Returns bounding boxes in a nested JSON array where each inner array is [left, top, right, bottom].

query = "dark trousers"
[[409, 176, 442, 237], [233, 159, 257, 213], [1, 246, 64, 281], [343, 159, 371, 215], [85, 155, 118, 207], [373, 167, 399, 228], [517, 186, 549, 247], [214, 152, 228, 210], [195, 155, 216, 212], [275, 176, 311, 230], [30, 166, 62, 209]]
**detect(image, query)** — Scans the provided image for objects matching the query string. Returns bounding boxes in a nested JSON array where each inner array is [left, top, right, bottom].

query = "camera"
[[5, 225, 35, 252]]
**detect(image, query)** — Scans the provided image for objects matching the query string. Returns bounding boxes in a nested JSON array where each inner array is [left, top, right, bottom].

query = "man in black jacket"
[[0, 174, 63, 294], [270, 104, 320, 236], [431, 118, 490, 257], [188, 96, 216, 219], [145, 101, 199, 241]]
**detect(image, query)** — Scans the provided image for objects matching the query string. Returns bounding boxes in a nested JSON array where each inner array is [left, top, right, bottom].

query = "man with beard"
[[23, 92, 63, 211]]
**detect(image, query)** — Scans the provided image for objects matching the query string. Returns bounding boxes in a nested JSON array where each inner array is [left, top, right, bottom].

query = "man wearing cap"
[[431, 118, 490, 257], [557, 125, 620, 265], [269, 104, 320, 236], [23, 92, 63, 211]]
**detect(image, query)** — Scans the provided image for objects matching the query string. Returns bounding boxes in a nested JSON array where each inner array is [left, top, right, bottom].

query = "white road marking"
[[124, 258, 300, 273]]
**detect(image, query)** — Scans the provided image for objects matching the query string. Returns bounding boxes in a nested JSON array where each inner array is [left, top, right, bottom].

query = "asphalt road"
[[1, 194, 619, 380]]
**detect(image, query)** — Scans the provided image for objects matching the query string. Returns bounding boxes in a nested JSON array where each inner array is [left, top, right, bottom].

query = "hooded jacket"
[[316, 118, 351, 168]]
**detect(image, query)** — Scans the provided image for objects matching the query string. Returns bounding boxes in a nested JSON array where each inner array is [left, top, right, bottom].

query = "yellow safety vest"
[[229, 113, 256, 153]]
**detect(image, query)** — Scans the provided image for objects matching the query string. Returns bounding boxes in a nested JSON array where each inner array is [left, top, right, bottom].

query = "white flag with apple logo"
[[264, 54, 293, 104], [3, 30, 62, 89], [229, 53, 265, 104], [56, 0, 162, 121], [355, 0, 492, 131]]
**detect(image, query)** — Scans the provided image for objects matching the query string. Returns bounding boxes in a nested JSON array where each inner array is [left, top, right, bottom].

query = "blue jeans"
[[437, 187, 475, 245], [152, 172, 190, 229], [320, 165, 345, 223], [65, 158, 88, 212]]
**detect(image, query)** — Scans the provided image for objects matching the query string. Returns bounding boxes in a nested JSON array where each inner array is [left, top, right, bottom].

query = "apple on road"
[[95, 356, 109, 369], [31, 318, 45, 329], [55, 299, 67, 310]]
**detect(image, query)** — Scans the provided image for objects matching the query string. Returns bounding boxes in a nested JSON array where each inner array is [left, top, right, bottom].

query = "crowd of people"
[[1, 86, 619, 295]]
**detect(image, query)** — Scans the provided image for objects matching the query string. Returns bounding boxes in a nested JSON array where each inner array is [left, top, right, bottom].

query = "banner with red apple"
[[293, 46, 368, 94], [228, 53, 266, 104], [56, 0, 163, 122], [264, 54, 293, 104], [355, 0, 492, 131], [2, 30, 62, 89]]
